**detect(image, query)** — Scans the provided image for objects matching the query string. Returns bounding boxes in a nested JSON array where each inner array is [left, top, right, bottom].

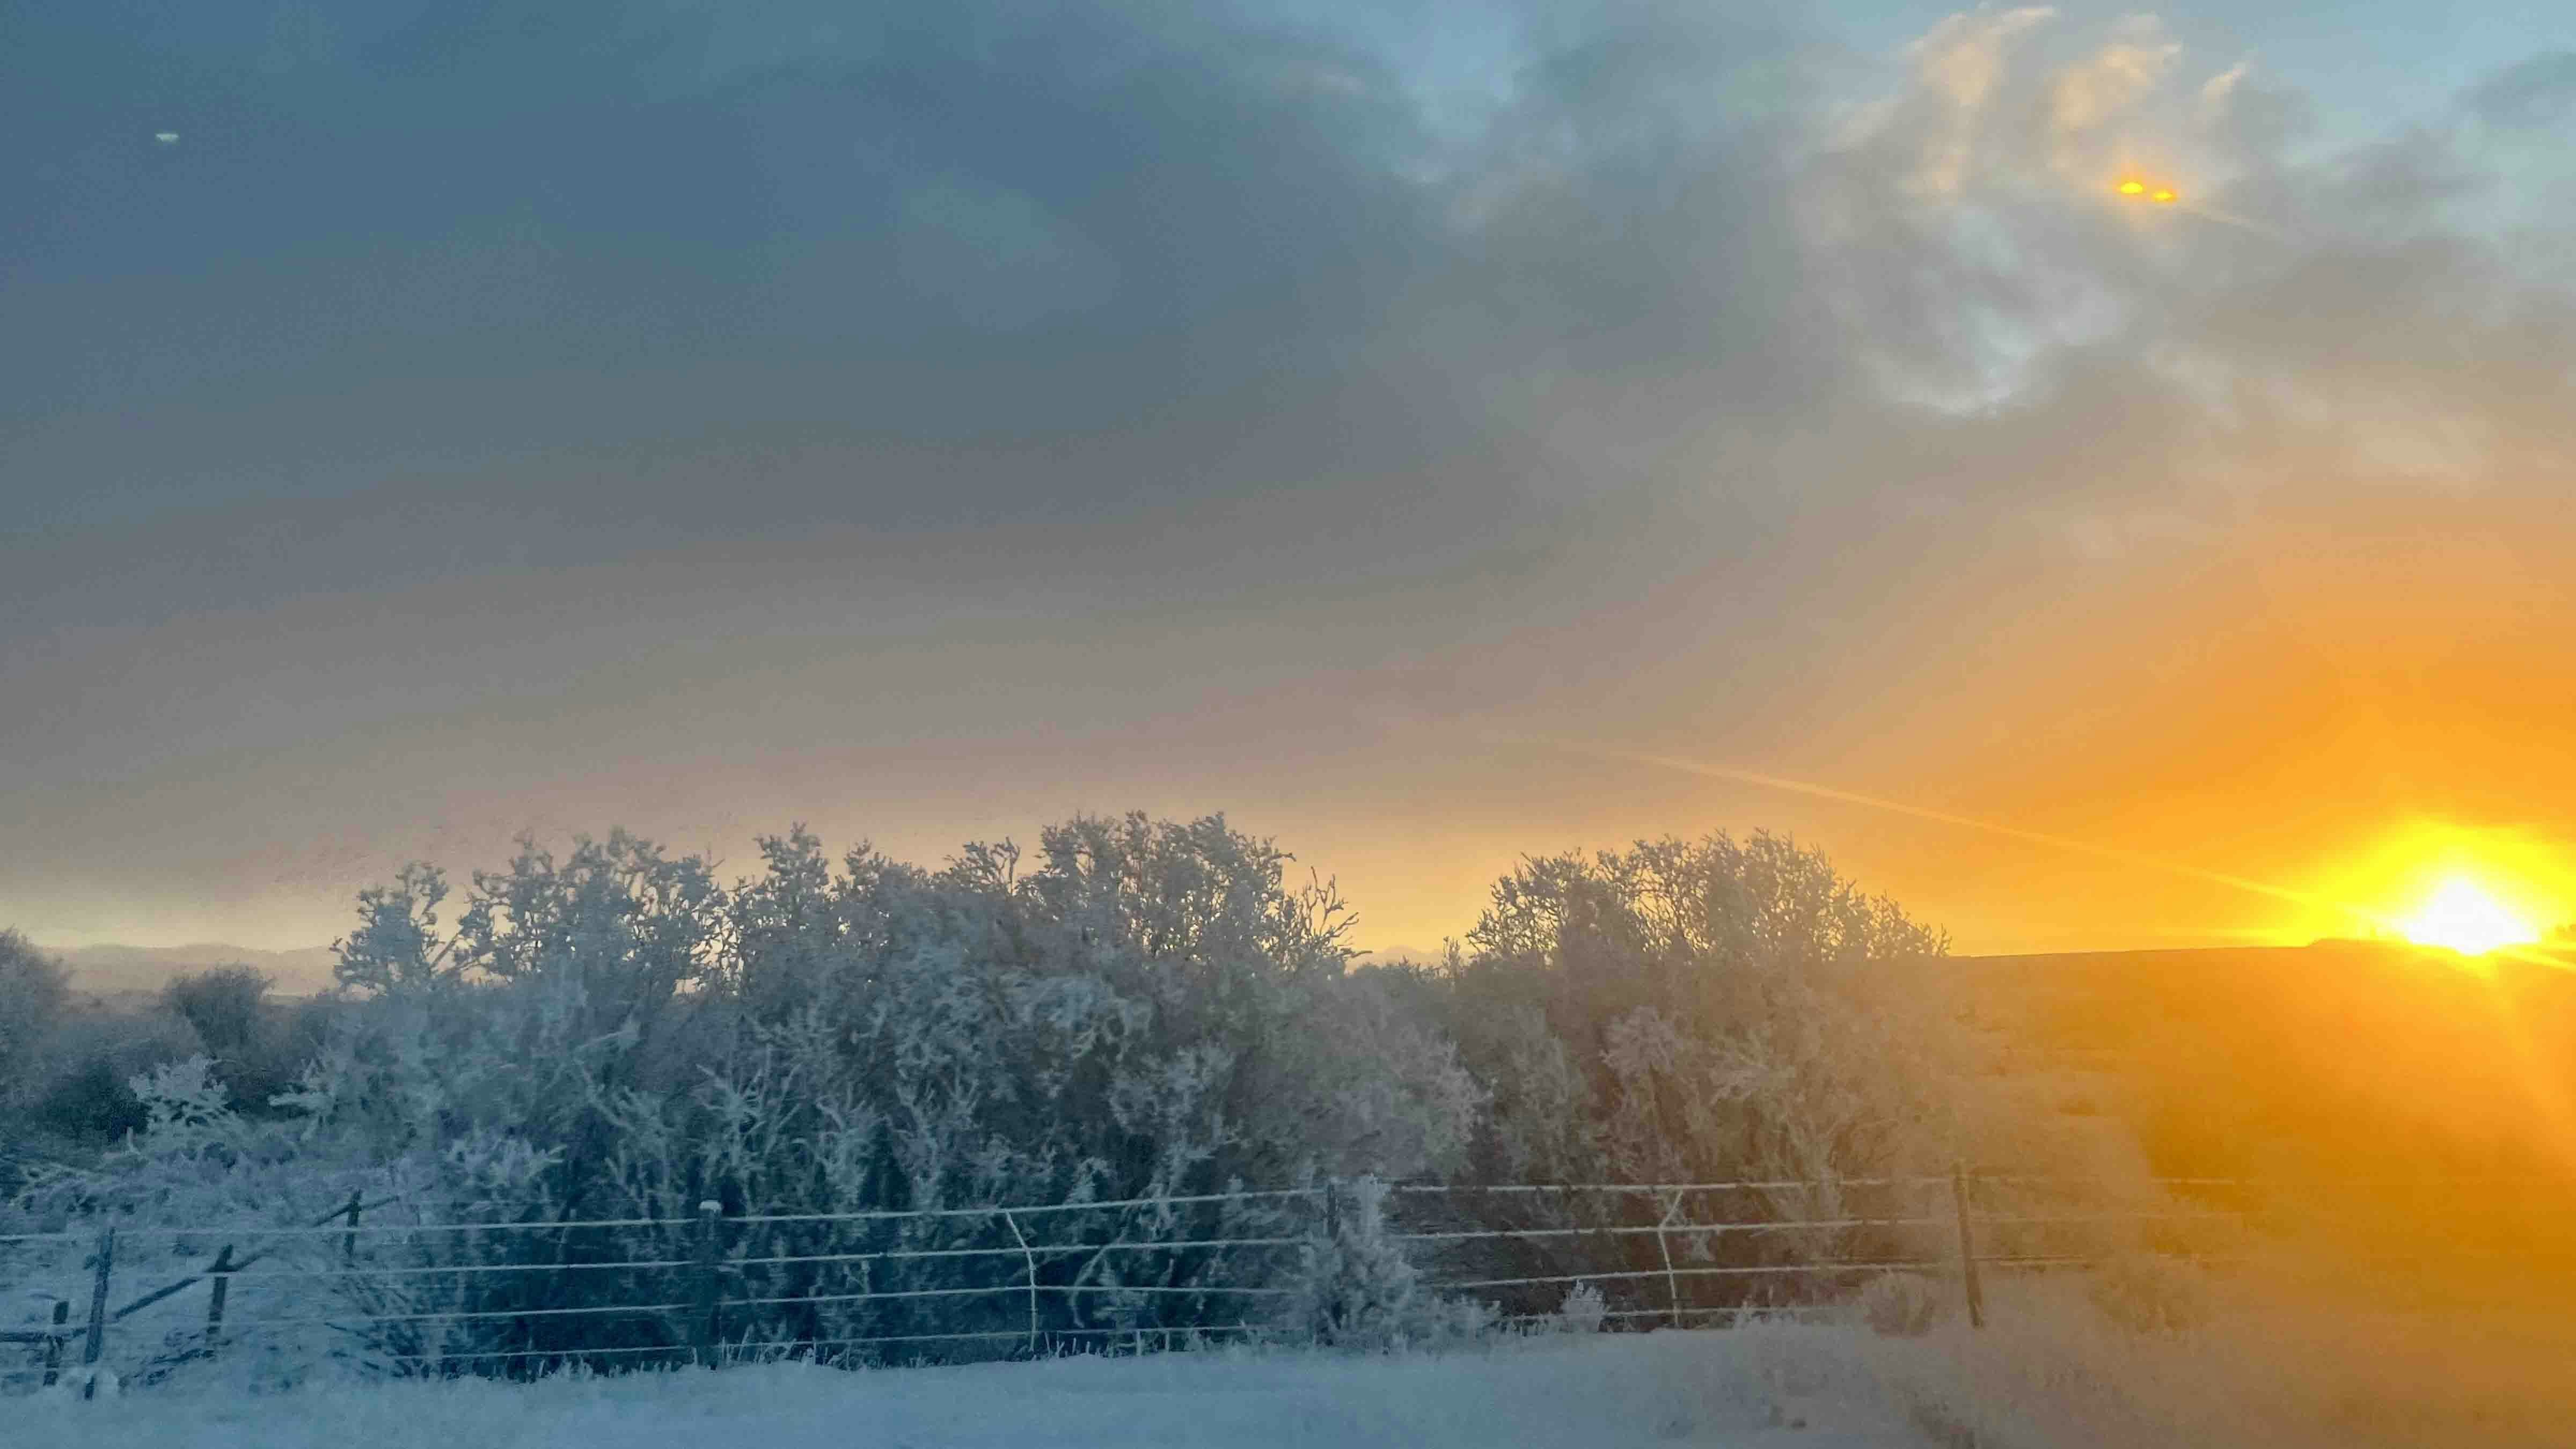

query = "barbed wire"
[[0, 1174, 2397, 1386], [13, 1173, 2533, 1255], [360, 1321, 1279, 1367], [222, 1257, 696, 1283], [727, 1188, 1327, 1227]]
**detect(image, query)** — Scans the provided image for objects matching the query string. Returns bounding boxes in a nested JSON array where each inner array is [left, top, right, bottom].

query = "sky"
[[5, 2, 2574, 958]]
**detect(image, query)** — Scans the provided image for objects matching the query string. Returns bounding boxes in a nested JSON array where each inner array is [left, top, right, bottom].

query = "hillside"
[[1921, 941, 2576, 1312], [43, 942, 339, 997], [1941, 941, 2576, 1182]]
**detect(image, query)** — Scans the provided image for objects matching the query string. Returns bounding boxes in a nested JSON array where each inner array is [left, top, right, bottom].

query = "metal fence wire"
[[0, 1172, 2268, 1389]]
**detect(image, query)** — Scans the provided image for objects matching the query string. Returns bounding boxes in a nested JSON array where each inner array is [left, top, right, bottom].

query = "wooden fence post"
[[204, 1245, 237, 1352], [691, 1200, 723, 1368], [1951, 1164, 1985, 1330], [40, 1300, 68, 1387], [1002, 1211, 1039, 1358], [82, 1227, 115, 1368]]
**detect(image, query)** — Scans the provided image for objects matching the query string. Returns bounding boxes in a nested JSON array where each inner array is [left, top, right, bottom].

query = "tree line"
[[3, 813, 1964, 1370]]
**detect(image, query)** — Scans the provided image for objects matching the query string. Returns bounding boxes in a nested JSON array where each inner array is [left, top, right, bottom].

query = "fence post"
[[40, 1300, 68, 1387], [691, 1200, 723, 1368], [1002, 1211, 1040, 1357], [1655, 1191, 1685, 1330], [204, 1245, 237, 1352], [1320, 1179, 1344, 1342], [342, 1188, 364, 1269], [1951, 1164, 1985, 1330], [82, 1227, 115, 1368]]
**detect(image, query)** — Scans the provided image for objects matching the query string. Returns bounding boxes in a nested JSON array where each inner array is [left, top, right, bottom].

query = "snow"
[[12, 1328, 1923, 1449]]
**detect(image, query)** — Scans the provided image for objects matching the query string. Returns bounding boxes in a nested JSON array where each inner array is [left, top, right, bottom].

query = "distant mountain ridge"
[[45, 941, 340, 996]]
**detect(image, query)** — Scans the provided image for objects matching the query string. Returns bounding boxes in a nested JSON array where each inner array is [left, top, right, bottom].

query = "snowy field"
[[15, 1328, 1927, 1449], [21, 1279, 2574, 1449]]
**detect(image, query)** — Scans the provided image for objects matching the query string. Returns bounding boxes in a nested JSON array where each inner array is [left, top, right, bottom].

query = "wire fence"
[[0, 1170, 2308, 1393]]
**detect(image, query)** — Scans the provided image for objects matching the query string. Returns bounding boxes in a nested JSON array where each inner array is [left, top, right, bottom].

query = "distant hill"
[[46, 941, 339, 997], [1355, 943, 1450, 968]]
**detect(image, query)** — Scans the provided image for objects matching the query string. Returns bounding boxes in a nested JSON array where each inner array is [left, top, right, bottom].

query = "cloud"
[[4, 2, 2574, 948], [2040, 16, 2181, 172], [1914, 6, 2055, 111], [8, 3, 2568, 640], [892, 175, 1121, 332], [2464, 49, 2576, 130], [1842, 5, 2055, 200]]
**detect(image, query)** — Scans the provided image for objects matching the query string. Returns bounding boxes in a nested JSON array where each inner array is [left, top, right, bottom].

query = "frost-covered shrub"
[[1459, 1004, 1598, 1187], [1235, 970, 1487, 1186], [1419, 832, 1960, 1323], [1860, 1272, 1942, 1337], [1550, 1281, 1609, 1334], [2085, 1251, 2209, 1336], [10, 815, 1979, 1380], [1283, 1176, 1490, 1352], [0, 930, 70, 1113], [25, 1004, 206, 1146], [33, 1056, 151, 1143], [16, 815, 1503, 1376], [1454, 831, 1951, 1192], [160, 967, 306, 1114]]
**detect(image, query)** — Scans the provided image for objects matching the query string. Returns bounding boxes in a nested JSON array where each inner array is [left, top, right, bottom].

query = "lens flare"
[[2117, 179, 2146, 195], [2399, 876, 2541, 955]]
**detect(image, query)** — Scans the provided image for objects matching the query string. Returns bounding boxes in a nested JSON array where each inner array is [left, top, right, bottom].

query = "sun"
[[2397, 875, 2541, 956], [2295, 822, 2572, 957]]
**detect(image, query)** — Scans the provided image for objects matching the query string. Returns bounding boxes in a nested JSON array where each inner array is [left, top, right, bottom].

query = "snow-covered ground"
[[20, 1282, 2571, 1449], [14, 1328, 1927, 1449]]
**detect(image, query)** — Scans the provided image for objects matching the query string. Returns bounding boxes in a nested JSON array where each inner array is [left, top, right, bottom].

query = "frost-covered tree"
[[1405, 832, 1964, 1322], [160, 964, 311, 1113], [1448, 829, 1951, 1188], [333, 862, 465, 996], [0, 930, 70, 1112], [22, 816, 1491, 1373]]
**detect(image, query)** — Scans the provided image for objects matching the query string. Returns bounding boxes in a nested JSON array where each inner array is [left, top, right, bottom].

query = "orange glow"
[[2286, 823, 2570, 958], [2399, 875, 2541, 955], [2150, 188, 2177, 204]]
